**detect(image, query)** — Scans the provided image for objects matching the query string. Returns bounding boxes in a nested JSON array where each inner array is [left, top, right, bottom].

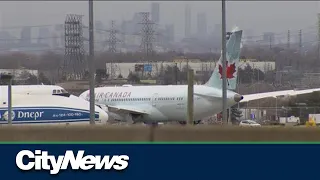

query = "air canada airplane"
[[79, 28, 320, 124]]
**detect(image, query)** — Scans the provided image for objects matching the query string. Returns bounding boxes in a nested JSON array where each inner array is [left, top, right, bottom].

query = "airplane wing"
[[107, 105, 150, 115], [241, 88, 320, 102]]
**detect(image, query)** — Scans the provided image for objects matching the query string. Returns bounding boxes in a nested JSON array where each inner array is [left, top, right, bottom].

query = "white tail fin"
[[205, 28, 243, 90]]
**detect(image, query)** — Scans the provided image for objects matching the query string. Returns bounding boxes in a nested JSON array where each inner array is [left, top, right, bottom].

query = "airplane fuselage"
[[80, 85, 239, 123]]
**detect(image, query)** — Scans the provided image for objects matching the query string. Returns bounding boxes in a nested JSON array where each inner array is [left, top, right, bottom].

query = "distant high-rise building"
[[165, 24, 175, 42], [263, 32, 275, 43], [95, 21, 104, 46], [197, 12, 207, 36], [244, 29, 254, 40], [151, 2, 160, 23], [54, 24, 64, 47], [37, 27, 50, 44], [185, 4, 191, 38], [20, 27, 31, 45], [214, 24, 221, 35]]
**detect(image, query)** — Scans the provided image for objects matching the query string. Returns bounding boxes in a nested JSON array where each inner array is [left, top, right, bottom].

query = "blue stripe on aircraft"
[[0, 106, 95, 112], [0, 119, 100, 124], [0, 107, 100, 123]]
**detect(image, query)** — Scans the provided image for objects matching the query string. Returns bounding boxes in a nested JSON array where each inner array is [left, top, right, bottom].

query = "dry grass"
[[0, 125, 319, 142]]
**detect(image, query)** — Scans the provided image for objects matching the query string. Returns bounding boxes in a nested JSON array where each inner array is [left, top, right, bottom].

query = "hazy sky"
[[0, 1, 319, 40]]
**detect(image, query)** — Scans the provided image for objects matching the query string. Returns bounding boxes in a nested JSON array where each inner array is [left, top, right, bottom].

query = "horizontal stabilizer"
[[194, 93, 220, 101]]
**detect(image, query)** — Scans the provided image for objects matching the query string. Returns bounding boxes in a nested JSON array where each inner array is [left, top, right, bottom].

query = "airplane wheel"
[[194, 120, 202, 125], [143, 122, 158, 126], [179, 121, 201, 125]]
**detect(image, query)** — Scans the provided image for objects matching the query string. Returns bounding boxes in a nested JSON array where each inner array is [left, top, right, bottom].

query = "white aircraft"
[[0, 94, 108, 125], [0, 85, 70, 97], [79, 28, 320, 124]]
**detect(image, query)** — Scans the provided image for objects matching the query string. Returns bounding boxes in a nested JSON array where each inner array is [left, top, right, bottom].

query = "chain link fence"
[[239, 106, 320, 125]]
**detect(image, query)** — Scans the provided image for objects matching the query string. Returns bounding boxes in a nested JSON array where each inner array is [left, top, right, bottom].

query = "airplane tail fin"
[[205, 28, 243, 90]]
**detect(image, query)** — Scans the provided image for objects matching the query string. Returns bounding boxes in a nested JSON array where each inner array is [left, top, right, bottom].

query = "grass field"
[[0, 125, 319, 142]]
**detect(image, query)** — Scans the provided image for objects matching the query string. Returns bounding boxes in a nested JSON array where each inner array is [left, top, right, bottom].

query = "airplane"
[[0, 84, 71, 97], [78, 29, 244, 124], [79, 28, 320, 125], [0, 94, 108, 125]]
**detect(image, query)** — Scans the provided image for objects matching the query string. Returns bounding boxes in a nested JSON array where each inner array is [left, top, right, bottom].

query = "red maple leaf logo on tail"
[[218, 61, 236, 86]]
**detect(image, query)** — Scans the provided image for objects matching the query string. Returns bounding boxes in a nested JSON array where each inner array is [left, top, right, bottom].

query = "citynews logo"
[[16, 150, 129, 175]]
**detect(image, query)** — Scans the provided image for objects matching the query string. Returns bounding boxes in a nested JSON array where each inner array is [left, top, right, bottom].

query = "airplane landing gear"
[[178, 120, 202, 125]]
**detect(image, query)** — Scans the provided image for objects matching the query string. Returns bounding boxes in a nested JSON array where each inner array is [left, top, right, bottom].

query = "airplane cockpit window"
[[52, 88, 70, 97]]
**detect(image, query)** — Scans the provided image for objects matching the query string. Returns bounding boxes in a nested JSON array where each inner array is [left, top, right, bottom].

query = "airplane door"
[[152, 93, 158, 107]]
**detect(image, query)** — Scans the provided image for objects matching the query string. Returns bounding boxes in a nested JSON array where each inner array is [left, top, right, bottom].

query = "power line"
[[63, 14, 86, 80], [243, 26, 318, 40], [107, 20, 121, 53], [138, 12, 155, 60]]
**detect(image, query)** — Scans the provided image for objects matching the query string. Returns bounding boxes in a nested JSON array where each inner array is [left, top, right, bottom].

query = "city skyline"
[[0, 1, 318, 41]]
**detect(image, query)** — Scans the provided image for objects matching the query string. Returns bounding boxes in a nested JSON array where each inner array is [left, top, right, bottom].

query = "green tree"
[[287, 92, 320, 123], [127, 72, 140, 83], [238, 64, 265, 83], [38, 72, 51, 85], [230, 105, 243, 124], [118, 74, 123, 79], [95, 69, 106, 84], [161, 65, 181, 85], [238, 64, 253, 83]]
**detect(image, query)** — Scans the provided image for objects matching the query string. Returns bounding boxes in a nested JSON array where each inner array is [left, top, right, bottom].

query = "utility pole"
[[1, 74, 13, 125], [269, 36, 272, 50], [318, 13, 320, 63], [287, 30, 290, 49], [187, 69, 194, 125], [175, 63, 178, 85], [221, 0, 228, 125], [8, 77, 12, 125], [299, 29, 302, 55], [88, 0, 95, 125]]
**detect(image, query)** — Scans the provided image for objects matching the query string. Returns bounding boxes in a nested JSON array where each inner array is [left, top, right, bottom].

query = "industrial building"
[[106, 60, 276, 79]]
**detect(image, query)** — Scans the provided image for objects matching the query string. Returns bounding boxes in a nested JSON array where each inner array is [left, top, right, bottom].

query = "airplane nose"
[[95, 106, 109, 124], [99, 110, 109, 124], [234, 94, 243, 102]]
